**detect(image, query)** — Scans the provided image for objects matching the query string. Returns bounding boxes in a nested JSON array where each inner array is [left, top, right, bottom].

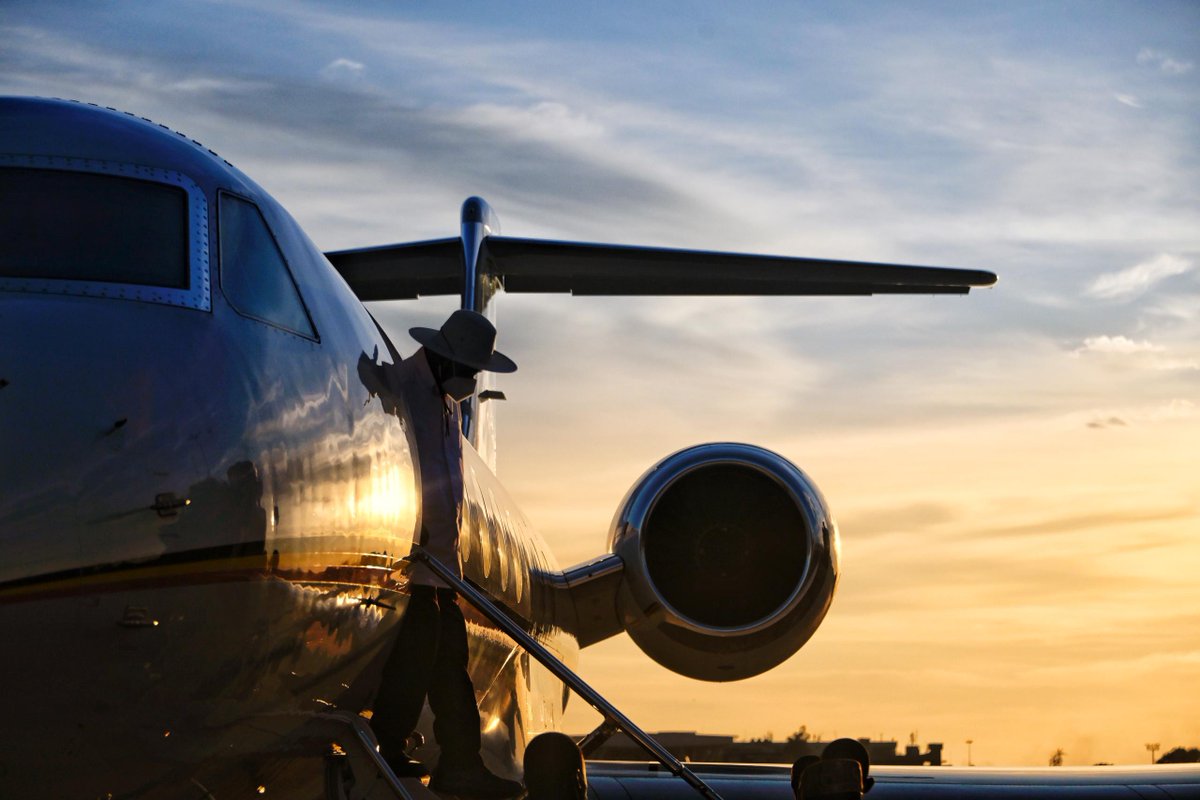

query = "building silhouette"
[[582, 731, 943, 766], [1159, 748, 1200, 764]]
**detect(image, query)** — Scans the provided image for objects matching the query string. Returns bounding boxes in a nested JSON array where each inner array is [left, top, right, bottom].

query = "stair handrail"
[[405, 547, 724, 800]]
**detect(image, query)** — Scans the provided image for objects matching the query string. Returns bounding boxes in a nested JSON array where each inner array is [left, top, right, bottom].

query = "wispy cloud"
[[1147, 292, 1200, 321], [1146, 398, 1197, 421], [320, 57, 365, 81], [1113, 93, 1141, 108], [1075, 335, 1163, 355], [1082, 399, 1198, 429], [1072, 335, 1198, 373], [166, 76, 271, 94], [962, 505, 1194, 540], [1087, 253, 1192, 299], [837, 502, 960, 540], [1137, 47, 1194, 75], [455, 101, 605, 144]]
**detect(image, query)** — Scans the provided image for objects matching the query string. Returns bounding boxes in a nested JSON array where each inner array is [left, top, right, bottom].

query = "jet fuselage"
[[0, 97, 571, 795]]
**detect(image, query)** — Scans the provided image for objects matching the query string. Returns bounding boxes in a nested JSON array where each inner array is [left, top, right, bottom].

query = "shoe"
[[430, 760, 523, 798], [386, 752, 430, 778]]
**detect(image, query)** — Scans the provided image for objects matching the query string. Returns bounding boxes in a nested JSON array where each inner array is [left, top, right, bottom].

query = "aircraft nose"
[[0, 295, 217, 589]]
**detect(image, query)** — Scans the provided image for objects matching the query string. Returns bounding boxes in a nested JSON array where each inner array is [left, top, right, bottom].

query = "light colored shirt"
[[396, 348, 464, 587]]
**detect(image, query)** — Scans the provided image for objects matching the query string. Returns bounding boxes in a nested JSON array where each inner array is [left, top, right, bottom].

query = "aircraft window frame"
[[0, 154, 210, 311], [217, 190, 318, 341]]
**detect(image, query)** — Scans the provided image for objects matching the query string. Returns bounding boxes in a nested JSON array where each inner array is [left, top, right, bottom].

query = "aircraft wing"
[[325, 237, 462, 300], [585, 762, 1200, 798], [324, 236, 998, 299]]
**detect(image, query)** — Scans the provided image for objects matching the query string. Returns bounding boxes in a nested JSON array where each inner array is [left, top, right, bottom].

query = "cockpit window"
[[0, 156, 210, 310], [1, 168, 187, 287], [219, 193, 316, 340]]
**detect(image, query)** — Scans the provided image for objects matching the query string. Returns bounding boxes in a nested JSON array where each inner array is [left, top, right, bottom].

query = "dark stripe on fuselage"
[[0, 540, 392, 602], [0, 539, 545, 647]]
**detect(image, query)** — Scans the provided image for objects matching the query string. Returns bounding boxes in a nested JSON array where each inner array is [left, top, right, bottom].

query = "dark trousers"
[[373, 585, 483, 768]]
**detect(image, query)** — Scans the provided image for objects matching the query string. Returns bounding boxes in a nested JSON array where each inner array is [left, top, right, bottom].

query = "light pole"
[[966, 739, 974, 767], [1146, 743, 1160, 764]]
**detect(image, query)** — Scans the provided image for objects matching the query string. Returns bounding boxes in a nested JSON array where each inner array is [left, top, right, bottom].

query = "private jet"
[[3, 96, 1195, 798]]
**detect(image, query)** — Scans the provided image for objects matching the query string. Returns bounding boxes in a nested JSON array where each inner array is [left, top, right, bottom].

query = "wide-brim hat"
[[409, 309, 517, 373]]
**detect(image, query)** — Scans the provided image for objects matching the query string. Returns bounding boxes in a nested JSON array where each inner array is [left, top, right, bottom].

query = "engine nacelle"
[[610, 443, 839, 681]]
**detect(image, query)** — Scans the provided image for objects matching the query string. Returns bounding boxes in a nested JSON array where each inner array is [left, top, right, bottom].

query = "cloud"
[[1087, 254, 1192, 299], [320, 57, 366, 81], [1146, 292, 1200, 321], [1075, 335, 1164, 356], [1137, 48, 1194, 75], [838, 502, 960, 539], [457, 101, 605, 143], [1145, 398, 1197, 421], [964, 506, 1195, 540], [166, 76, 270, 94], [1113, 93, 1141, 108], [0, 26, 714, 247], [1080, 399, 1198, 429], [1072, 336, 1198, 373]]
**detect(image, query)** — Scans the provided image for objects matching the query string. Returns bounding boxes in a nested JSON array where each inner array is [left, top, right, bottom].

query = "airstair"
[[319, 712, 441, 800], [404, 548, 724, 800], [324, 548, 722, 799]]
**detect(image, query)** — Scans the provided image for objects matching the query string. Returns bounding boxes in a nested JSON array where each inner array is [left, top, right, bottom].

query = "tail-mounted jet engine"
[[559, 443, 840, 681]]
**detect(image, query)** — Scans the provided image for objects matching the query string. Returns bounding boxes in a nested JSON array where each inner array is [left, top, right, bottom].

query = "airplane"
[[1, 96, 1195, 799]]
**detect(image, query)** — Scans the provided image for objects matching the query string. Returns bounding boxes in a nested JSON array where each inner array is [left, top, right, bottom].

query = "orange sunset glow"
[[5, 0, 1197, 768], [507, 384, 1200, 767]]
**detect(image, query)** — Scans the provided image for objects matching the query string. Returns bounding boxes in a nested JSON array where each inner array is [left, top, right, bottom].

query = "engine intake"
[[609, 443, 839, 681]]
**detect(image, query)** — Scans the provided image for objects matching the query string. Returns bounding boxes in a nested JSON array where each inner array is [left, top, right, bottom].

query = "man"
[[796, 759, 864, 800], [791, 755, 821, 796], [820, 738, 875, 795], [372, 309, 521, 799], [793, 738, 875, 800], [524, 732, 587, 799]]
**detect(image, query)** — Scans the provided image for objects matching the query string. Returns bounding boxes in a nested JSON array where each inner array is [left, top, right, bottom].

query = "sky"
[[3, 0, 1198, 767]]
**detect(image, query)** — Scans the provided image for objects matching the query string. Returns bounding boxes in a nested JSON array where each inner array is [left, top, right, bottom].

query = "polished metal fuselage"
[[0, 98, 573, 796]]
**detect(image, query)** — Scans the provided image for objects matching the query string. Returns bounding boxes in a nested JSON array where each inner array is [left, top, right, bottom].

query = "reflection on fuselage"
[[462, 446, 551, 625], [0, 98, 574, 796], [453, 442, 579, 761]]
